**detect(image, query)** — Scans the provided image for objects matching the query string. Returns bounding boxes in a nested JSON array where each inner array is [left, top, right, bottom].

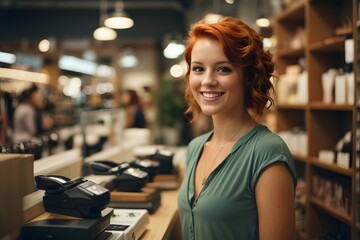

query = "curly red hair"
[[184, 16, 275, 122]]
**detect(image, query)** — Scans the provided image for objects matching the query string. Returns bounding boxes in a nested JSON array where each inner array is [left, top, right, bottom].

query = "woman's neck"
[[210, 113, 254, 144]]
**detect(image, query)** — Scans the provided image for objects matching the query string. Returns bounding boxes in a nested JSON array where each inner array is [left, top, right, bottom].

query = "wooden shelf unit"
[[273, 0, 358, 239]]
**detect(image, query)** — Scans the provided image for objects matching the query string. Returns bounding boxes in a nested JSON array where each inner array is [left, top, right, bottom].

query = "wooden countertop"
[[140, 190, 181, 240]]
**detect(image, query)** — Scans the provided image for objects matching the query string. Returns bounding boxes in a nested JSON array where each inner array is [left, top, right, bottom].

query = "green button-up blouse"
[[177, 124, 297, 240]]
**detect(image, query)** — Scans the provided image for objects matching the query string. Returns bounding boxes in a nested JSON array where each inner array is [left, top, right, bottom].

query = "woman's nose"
[[201, 71, 217, 87]]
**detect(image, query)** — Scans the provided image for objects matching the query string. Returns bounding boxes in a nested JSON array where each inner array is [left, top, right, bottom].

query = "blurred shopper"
[[13, 84, 53, 143], [122, 89, 146, 128]]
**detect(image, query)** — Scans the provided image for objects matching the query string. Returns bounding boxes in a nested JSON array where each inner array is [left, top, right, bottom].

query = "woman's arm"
[[255, 162, 296, 240]]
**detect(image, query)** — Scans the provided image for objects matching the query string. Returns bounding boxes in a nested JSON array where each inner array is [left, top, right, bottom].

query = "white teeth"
[[202, 92, 222, 98]]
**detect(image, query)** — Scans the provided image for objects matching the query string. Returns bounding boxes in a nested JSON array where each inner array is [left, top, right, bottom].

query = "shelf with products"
[[307, 0, 352, 45], [307, 51, 351, 104], [309, 102, 354, 110], [310, 167, 352, 227], [273, 0, 357, 238], [276, 103, 307, 110], [274, 0, 306, 56], [310, 197, 352, 225], [308, 36, 347, 52], [293, 154, 308, 163], [277, 47, 305, 57], [276, 109, 307, 157], [307, 202, 351, 238], [276, 0, 305, 22], [311, 157, 352, 177], [276, 108, 306, 131], [308, 110, 352, 156]]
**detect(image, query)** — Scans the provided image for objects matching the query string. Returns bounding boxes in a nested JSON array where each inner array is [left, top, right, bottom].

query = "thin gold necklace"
[[201, 117, 251, 186]]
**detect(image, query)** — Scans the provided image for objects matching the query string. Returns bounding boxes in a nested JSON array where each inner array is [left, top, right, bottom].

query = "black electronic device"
[[112, 168, 149, 192], [129, 159, 160, 181], [35, 175, 110, 219], [20, 208, 113, 240], [89, 160, 150, 192], [141, 149, 174, 174], [89, 161, 130, 175]]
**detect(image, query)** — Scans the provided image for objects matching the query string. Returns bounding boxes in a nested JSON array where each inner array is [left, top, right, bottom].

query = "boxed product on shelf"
[[278, 128, 307, 156], [276, 64, 308, 105], [312, 174, 351, 216]]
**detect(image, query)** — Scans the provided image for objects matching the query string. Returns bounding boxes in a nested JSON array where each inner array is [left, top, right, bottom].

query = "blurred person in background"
[[13, 84, 54, 143], [121, 89, 147, 128]]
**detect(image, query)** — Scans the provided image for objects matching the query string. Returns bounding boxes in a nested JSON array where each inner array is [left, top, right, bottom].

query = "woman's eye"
[[192, 66, 204, 72], [217, 66, 232, 73]]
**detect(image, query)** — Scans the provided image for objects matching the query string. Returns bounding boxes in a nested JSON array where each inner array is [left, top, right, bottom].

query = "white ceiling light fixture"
[[203, 13, 223, 24], [262, 37, 272, 49], [93, 27, 117, 41], [38, 38, 56, 53], [93, 0, 117, 41], [162, 32, 185, 59], [104, 1, 134, 29], [163, 40, 185, 59], [0, 67, 49, 84], [203, 0, 223, 24], [38, 39, 51, 52], [119, 48, 138, 68], [0, 51, 16, 64], [170, 64, 184, 78], [255, 17, 271, 28], [255, 0, 272, 28]]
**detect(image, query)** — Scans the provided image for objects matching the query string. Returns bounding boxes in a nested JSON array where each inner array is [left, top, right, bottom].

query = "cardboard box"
[[0, 154, 34, 239]]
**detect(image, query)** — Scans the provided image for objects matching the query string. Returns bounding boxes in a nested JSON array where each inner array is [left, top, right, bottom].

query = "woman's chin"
[[200, 107, 220, 116]]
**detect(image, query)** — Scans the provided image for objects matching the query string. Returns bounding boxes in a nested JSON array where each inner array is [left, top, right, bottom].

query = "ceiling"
[[0, 0, 267, 46]]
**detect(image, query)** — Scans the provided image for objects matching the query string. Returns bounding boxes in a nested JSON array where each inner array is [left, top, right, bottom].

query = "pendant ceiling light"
[[162, 33, 185, 59], [104, 1, 134, 29], [202, 0, 223, 24], [93, 0, 117, 41], [93, 27, 117, 41], [118, 48, 138, 68], [255, 0, 271, 28]]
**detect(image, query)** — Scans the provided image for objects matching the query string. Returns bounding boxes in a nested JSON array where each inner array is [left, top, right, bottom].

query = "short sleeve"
[[250, 134, 297, 190]]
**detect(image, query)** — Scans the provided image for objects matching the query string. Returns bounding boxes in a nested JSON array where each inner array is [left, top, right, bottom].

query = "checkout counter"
[[83, 145, 185, 240], [1, 109, 186, 239], [0, 144, 185, 240]]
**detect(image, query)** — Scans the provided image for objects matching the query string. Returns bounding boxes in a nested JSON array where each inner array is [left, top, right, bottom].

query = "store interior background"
[[0, 0, 278, 149], [2, 0, 360, 239]]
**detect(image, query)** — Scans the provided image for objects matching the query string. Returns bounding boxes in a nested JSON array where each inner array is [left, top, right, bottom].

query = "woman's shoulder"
[[246, 124, 293, 162], [249, 125, 297, 188], [253, 125, 288, 149]]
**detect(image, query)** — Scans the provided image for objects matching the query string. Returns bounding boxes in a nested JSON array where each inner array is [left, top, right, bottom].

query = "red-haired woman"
[[178, 17, 297, 240]]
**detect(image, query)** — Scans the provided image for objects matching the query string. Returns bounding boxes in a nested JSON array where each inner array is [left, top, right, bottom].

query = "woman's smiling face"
[[189, 37, 245, 117]]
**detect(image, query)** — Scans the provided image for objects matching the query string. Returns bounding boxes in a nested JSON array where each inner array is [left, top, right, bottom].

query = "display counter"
[[25, 189, 181, 240], [22, 145, 186, 240], [140, 190, 181, 240]]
